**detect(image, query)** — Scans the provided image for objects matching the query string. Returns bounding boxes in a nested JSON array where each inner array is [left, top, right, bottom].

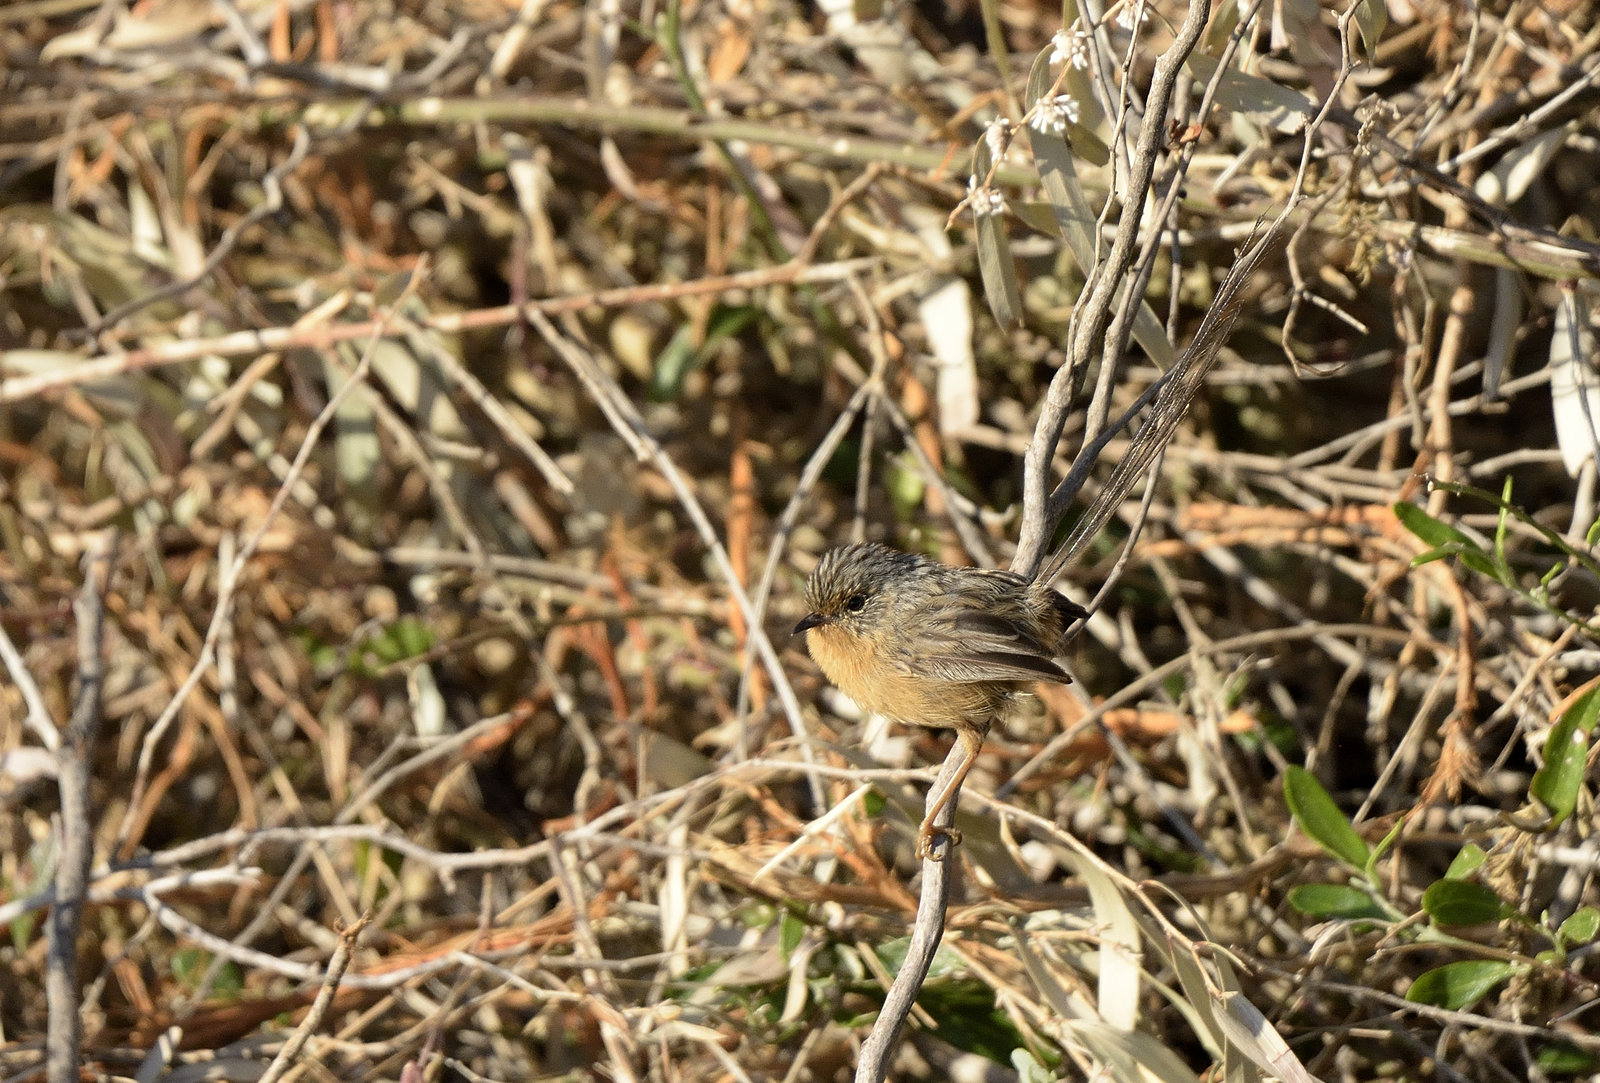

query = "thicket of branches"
[[3, 1, 1600, 1081]]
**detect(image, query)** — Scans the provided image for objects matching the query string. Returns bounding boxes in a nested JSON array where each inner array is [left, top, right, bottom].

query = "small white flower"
[[984, 117, 1011, 160], [1050, 26, 1091, 70], [1116, 3, 1148, 30], [966, 177, 1007, 218], [1029, 92, 1081, 134]]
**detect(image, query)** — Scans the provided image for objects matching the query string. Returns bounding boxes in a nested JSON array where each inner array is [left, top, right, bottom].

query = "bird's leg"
[[917, 727, 985, 861]]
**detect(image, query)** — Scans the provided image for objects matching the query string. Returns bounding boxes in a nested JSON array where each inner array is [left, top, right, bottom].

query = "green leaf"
[[967, 134, 1021, 331], [1392, 501, 1473, 549], [1011, 1048, 1057, 1083], [1422, 880, 1507, 926], [1407, 545, 1455, 568], [1022, 36, 1108, 165], [1457, 548, 1502, 580], [779, 910, 805, 957], [1186, 52, 1313, 135], [171, 946, 206, 985], [1444, 843, 1487, 880], [1405, 960, 1519, 1009], [211, 959, 245, 999], [1536, 1041, 1600, 1074], [974, 205, 1021, 329], [1557, 907, 1600, 948], [737, 902, 774, 929], [391, 616, 434, 659], [886, 454, 926, 518], [874, 937, 967, 983], [915, 979, 1028, 1062], [650, 305, 761, 401], [1367, 813, 1406, 870], [1283, 766, 1370, 868], [649, 325, 699, 403], [1351, 0, 1387, 64], [1530, 683, 1600, 829], [1287, 883, 1387, 921], [361, 616, 435, 669], [1392, 502, 1500, 578], [173, 947, 240, 996], [8, 911, 36, 954]]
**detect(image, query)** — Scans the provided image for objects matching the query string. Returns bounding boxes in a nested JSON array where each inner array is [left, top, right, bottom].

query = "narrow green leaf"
[[967, 134, 1020, 329], [1186, 52, 1313, 134], [779, 910, 804, 957], [1421, 880, 1507, 926], [1493, 476, 1514, 569], [650, 305, 760, 400], [1367, 813, 1406, 871], [1351, 0, 1387, 64], [651, 324, 699, 401], [1405, 960, 1519, 1010], [1393, 501, 1474, 549], [1283, 766, 1370, 868], [886, 454, 926, 517], [975, 211, 1021, 329], [1394, 502, 1503, 579], [8, 911, 37, 954], [1530, 683, 1600, 829], [1287, 883, 1387, 921], [1023, 36, 1107, 164], [1458, 549, 1503, 580]]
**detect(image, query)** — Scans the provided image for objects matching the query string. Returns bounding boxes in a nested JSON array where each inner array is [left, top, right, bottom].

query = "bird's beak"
[[793, 612, 827, 636]]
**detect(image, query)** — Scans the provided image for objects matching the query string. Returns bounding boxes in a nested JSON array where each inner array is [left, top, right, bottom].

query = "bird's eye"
[[844, 593, 867, 613]]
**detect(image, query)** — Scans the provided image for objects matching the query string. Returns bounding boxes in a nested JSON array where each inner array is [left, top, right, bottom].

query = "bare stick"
[[257, 914, 371, 1083], [45, 531, 115, 1083], [853, 752, 961, 1078]]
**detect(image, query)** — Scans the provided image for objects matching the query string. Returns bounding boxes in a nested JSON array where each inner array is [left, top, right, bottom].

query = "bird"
[[793, 541, 1086, 858]]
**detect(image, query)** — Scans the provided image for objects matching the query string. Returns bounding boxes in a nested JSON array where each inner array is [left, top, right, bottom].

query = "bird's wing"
[[908, 606, 1073, 685], [916, 650, 1073, 684]]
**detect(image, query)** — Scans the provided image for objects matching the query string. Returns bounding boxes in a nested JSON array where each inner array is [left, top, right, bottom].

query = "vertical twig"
[[1015, 0, 1216, 575], [45, 530, 115, 1083], [852, 754, 963, 1083]]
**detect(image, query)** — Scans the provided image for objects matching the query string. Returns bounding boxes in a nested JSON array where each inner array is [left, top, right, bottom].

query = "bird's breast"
[[804, 624, 1008, 732]]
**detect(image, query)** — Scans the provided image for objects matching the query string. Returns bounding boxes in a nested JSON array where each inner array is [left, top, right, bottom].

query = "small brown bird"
[[794, 542, 1086, 858]]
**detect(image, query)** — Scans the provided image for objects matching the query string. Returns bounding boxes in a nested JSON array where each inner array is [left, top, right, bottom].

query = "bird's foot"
[[916, 821, 962, 861]]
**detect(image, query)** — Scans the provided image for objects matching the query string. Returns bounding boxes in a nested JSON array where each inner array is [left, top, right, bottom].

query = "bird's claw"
[[916, 821, 962, 861]]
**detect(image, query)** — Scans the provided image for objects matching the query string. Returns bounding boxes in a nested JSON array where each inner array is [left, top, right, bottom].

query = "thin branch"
[[257, 915, 371, 1083], [45, 530, 115, 1083]]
